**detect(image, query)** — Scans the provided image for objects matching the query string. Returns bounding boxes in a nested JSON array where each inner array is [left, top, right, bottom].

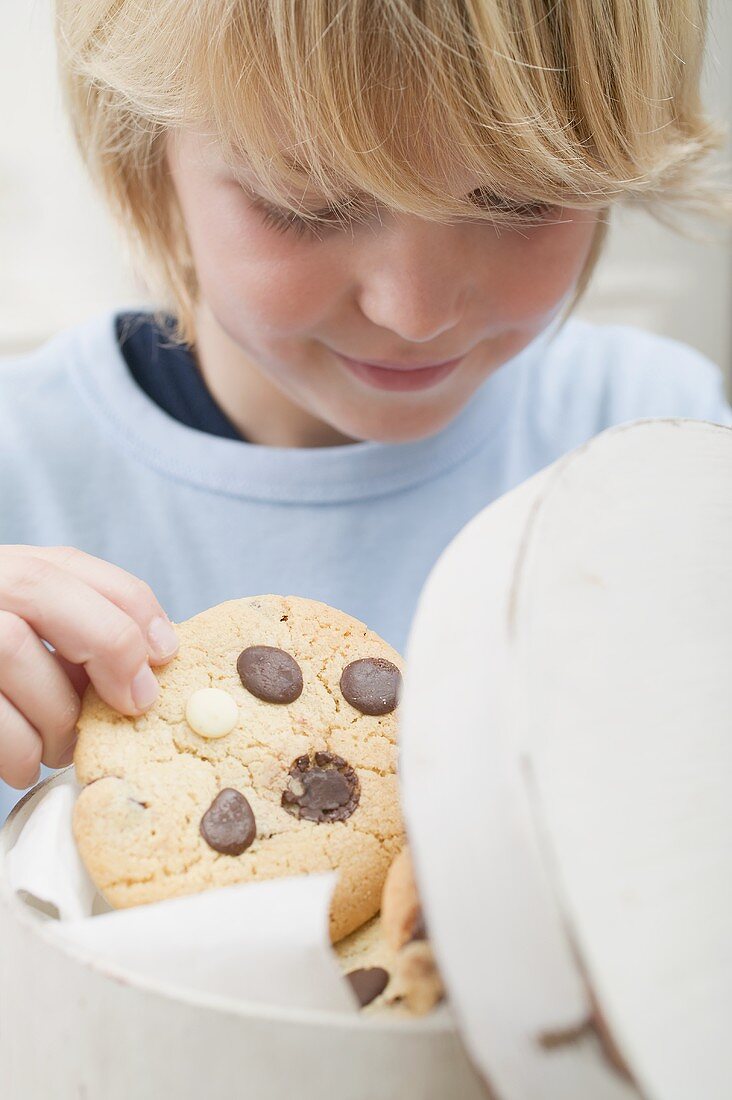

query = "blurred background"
[[1, 0, 731, 384]]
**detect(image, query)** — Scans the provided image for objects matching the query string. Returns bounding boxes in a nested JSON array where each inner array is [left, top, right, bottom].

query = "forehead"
[[174, 124, 489, 207], [171, 127, 338, 194]]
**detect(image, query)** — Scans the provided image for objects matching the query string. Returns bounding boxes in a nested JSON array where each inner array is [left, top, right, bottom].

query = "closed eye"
[[469, 188, 555, 221], [250, 188, 557, 239], [250, 191, 373, 239]]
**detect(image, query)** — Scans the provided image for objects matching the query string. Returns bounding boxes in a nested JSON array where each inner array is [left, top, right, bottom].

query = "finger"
[[0, 612, 81, 768], [0, 691, 43, 790], [0, 554, 160, 716], [53, 651, 90, 699], [3, 546, 178, 665], [53, 652, 90, 764]]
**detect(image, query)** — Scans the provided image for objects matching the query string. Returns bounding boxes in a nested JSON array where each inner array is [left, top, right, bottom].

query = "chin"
[[343, 403, 462, 445]]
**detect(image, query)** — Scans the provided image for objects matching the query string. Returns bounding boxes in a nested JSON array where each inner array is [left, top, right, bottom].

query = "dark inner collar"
[[116, 312, 247, 442]]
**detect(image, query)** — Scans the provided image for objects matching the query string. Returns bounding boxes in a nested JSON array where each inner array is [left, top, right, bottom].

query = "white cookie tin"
[[0, 774, 489, 1100], [400, 419, 732, 1100]]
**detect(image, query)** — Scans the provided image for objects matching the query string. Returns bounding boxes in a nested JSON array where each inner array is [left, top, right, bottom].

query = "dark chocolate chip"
[[237, 646, 303, 704], [281, 751, 360, 823], [200, 788, 257, 855], [340, 658, 401, 716], [346, 967, 390, 1007]]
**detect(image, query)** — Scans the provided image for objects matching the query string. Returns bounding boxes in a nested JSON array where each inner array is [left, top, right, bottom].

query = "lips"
[[334, 352, 465, 393], [338, 354, 462, 371]]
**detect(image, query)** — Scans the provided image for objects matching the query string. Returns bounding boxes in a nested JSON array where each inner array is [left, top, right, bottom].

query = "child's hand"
[[0, 546, 179, 789]]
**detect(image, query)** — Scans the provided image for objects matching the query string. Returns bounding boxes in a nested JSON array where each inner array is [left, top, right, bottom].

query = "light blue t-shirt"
[[1, 310, 730, 819]]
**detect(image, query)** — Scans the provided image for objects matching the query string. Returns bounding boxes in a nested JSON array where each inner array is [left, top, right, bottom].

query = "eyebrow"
[[237, 148, 489, 208], [251, 183, 500, 215], [241, 153, 555, 217], [247, 179, 362, 214]]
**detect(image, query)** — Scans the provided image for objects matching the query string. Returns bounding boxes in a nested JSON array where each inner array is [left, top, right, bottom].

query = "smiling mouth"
[[334, 352, 466, 372], [333, 351, 465, 393]]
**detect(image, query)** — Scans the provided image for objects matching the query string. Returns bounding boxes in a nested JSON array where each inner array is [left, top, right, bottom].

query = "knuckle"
[[0, 611, 34, 661], [99, 618, 144, 667], [120, 574, 159, 620], [2, 554, 53, 600], [49, 545, 83, 568]]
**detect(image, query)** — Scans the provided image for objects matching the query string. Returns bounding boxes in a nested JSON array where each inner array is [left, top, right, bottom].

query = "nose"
[[355, 217, 469, 344]]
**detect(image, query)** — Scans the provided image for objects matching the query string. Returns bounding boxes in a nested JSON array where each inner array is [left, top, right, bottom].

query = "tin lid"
[[400, 419, 732, 1100]]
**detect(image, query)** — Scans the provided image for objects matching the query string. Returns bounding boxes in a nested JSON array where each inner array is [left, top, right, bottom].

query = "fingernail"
[[131, 663, 159, 711], [147, 616, 179, 660]]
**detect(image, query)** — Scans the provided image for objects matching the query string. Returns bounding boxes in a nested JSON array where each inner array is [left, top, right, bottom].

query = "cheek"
[[180, 185, 341, 336], [492, 216, 598, 324]]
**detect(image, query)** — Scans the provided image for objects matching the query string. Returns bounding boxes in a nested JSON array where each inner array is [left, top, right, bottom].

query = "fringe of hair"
[[56, 0, 730, 342]]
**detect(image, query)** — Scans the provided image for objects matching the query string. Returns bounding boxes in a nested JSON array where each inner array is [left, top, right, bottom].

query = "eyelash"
[[255, 197, 362, 239], [254, 191, 555, 240]]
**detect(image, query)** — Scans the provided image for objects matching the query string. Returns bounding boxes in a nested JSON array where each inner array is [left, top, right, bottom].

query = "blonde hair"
[[56, 0, 729, 342]]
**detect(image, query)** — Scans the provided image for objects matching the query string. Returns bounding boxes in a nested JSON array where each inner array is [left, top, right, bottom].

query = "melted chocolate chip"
[[346, 967, 390, 1007], [281, 751, 360, 823], [237, 646, 303, 704], [340, 658, 401, 715], [200, 789, 256, 855]]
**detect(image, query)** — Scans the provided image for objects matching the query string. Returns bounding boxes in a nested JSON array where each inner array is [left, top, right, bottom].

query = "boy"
[[0, 0, 730, 816]]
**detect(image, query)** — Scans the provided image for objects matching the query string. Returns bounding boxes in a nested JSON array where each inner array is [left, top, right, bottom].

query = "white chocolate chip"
[[185, 688, 239, 739]]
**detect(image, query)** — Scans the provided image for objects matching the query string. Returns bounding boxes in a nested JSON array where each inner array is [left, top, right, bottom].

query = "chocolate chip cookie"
[[72, 594, 405, 941], [336, 916, 397, 1012], [380, 847, 444, 1014], [334, 848, 445, 1015]]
